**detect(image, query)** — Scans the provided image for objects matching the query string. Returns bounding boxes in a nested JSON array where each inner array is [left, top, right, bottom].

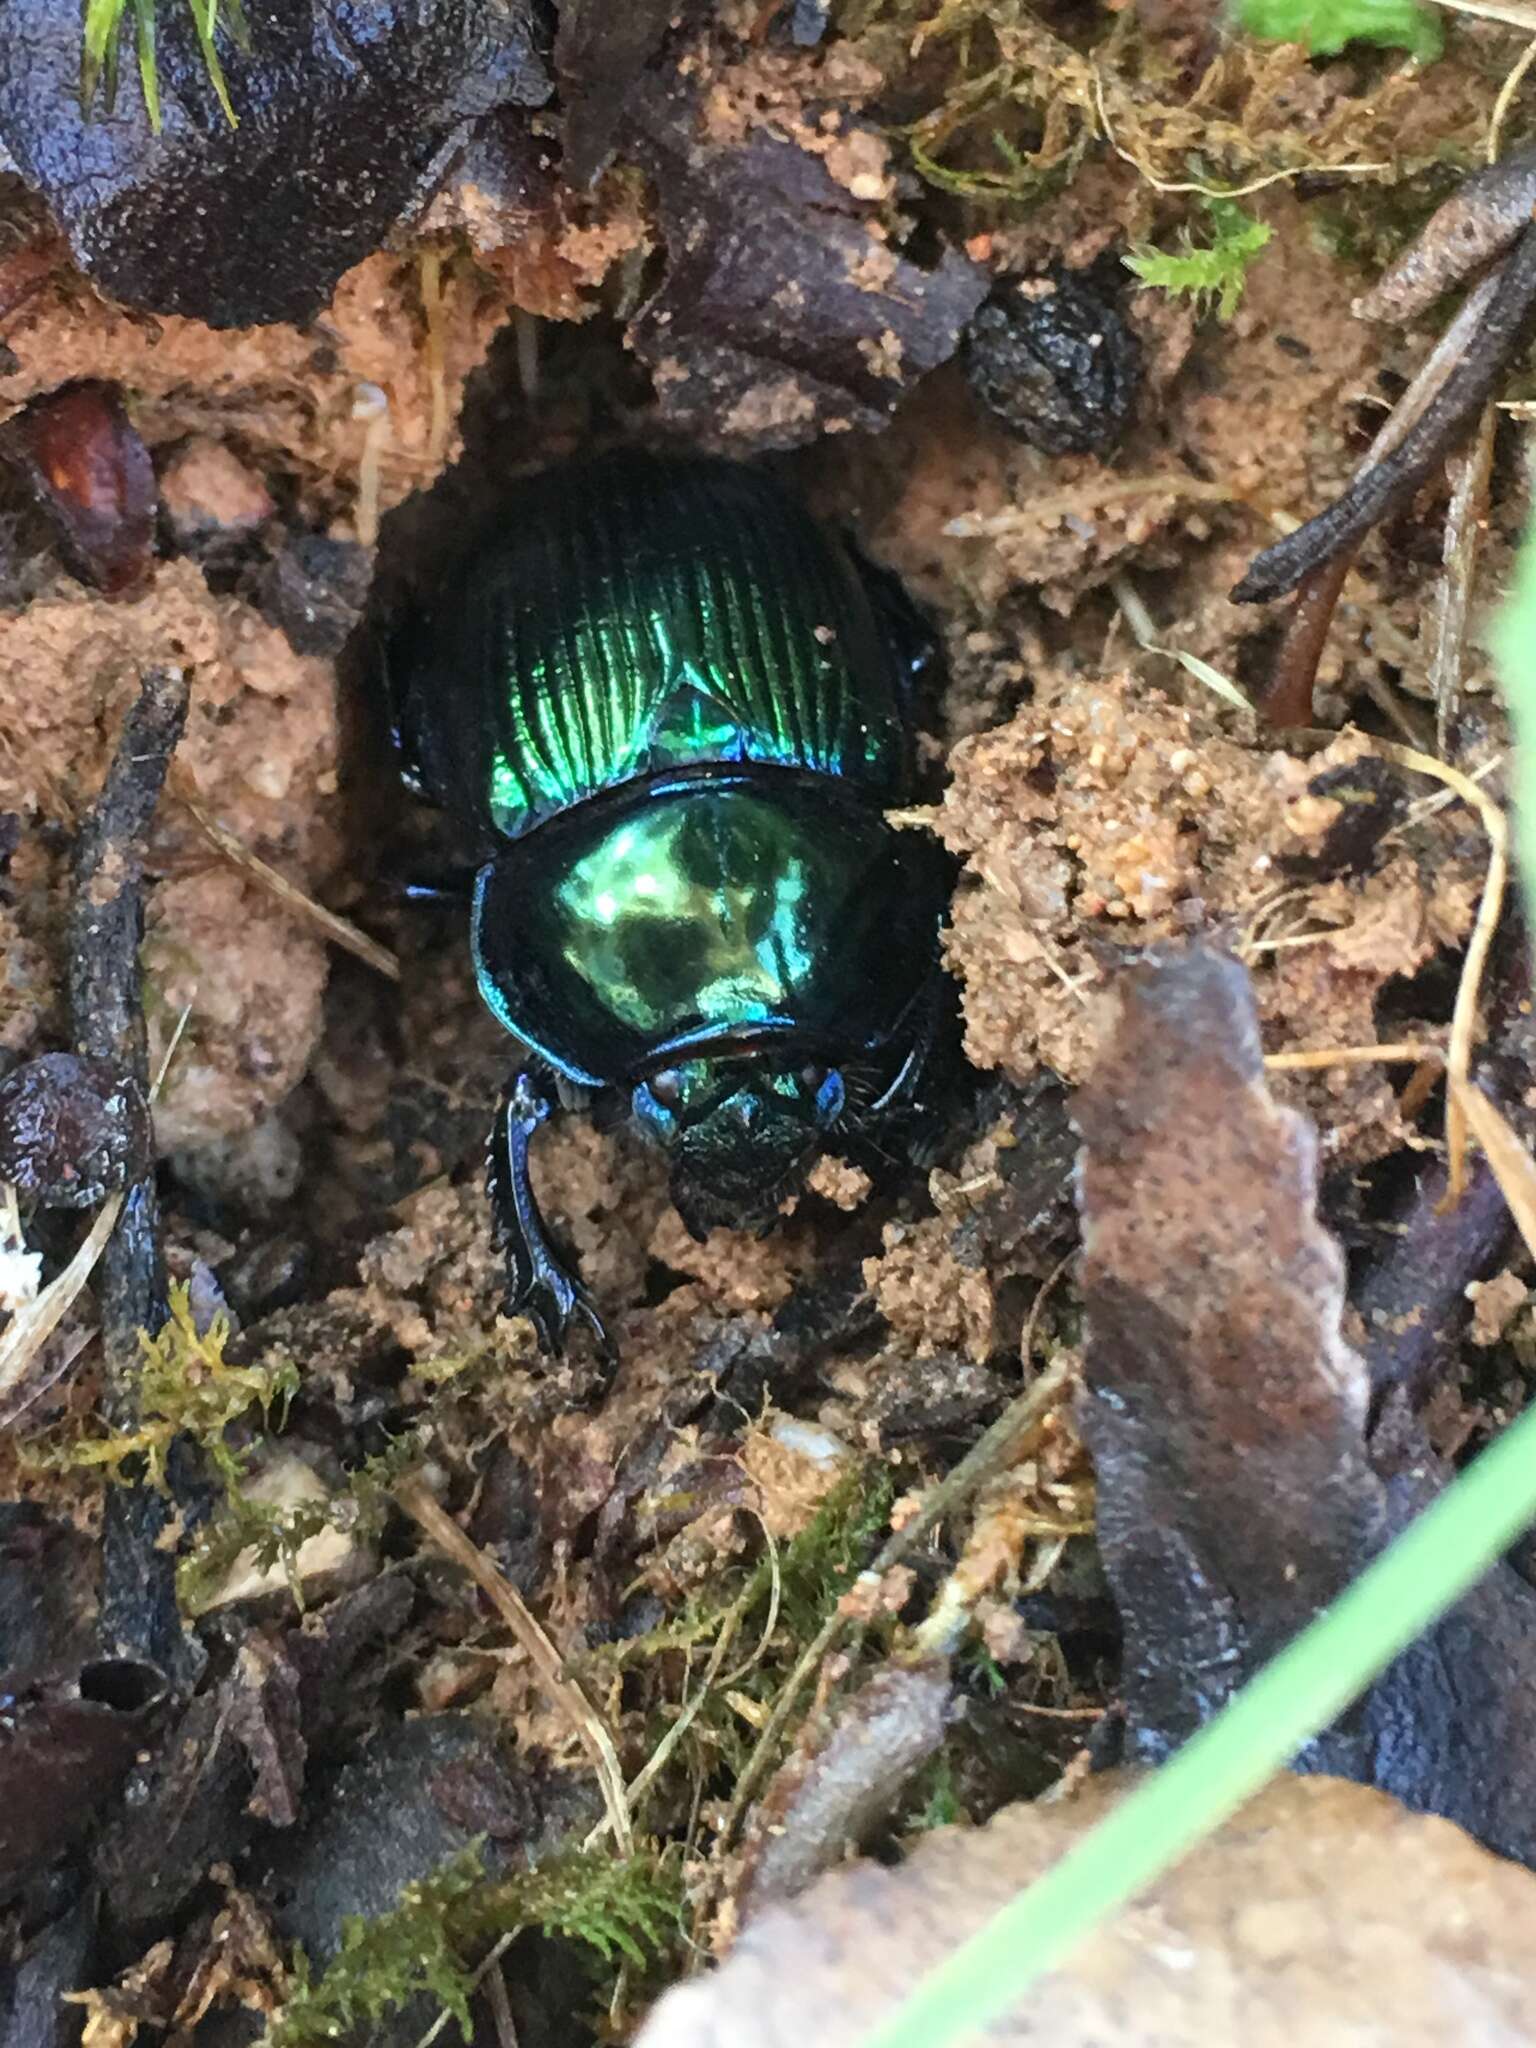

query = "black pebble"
[[965, 269, 1142, 457]]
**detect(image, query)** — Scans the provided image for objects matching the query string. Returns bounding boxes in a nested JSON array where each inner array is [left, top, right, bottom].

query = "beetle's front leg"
[[488, 1068, 614, 1367]]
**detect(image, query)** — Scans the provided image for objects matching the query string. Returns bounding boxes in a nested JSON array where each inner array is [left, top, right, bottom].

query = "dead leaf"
[[638, 1773, 1536, 2046]]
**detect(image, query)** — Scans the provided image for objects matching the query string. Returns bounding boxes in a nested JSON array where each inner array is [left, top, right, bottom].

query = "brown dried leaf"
[[637, 1773, 1536, 2046], [1075, 944, 1388, 1745]]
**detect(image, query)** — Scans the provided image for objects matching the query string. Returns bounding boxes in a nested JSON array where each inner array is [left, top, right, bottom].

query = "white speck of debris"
[[771, 1418, 848, 1467], [0, 1242, 43, 1315]]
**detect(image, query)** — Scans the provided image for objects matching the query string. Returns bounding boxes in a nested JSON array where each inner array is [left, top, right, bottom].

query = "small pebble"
[[0, 1051, 152, 1207], [965, 270, 1141, 457], [159, 437, 275, 549]]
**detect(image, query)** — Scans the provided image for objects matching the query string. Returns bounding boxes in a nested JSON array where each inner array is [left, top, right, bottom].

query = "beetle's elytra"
[[388, 452, 958, 1361]]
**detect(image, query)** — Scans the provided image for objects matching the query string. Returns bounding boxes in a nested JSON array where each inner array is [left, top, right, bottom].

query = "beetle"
[[386, 452, 957, 1360]]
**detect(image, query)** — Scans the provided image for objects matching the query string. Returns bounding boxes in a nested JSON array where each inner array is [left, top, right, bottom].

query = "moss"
[[262, 1842, 685, 2048], [27, 1281, 296, 1491], [174, 1433, 420, 1614], [584, 1462, 901, 1793], [1125, 198, 1274, 323]]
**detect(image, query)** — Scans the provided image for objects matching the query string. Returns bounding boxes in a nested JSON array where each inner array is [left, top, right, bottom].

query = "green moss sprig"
[[262, 1843, 684, 2048], [1125, 198, 1274, 324]]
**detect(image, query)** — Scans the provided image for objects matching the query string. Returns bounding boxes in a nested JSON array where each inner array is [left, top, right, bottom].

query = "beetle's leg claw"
[[508, 1261, 613, 1367], [489, 1069, 617, 1378]]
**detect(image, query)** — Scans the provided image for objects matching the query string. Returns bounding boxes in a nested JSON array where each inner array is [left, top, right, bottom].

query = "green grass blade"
[[861, 1393, 1536, 2048], [78, 0, 241, 127], [133, 0, 161, 133]]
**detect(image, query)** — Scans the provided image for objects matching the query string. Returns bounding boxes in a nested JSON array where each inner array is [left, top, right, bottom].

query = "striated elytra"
[[387, 453, 958, 1363]]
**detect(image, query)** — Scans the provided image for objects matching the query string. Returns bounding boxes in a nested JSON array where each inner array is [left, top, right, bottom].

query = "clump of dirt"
[[933, 677, 1480, 1162]]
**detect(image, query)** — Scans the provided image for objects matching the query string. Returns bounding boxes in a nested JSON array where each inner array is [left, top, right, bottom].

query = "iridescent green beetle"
[[389, 453, 956, 1359]]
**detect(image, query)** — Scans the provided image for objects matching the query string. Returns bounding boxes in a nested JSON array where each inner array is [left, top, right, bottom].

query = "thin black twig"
[[69, 666, 199, 1680], [1233, 227, 1536, 605], [68, 663, 188, 1388]]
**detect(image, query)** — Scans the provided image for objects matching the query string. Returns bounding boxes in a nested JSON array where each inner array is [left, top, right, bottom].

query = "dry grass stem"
[[1431, 406, 1497, 757], [1454, 1082, 1536, 1259], [173, 769, 401, 981], [1373, 742, 1510, 1203], [1262, 1041, 1443, 1071], [0, 1191, 124, 1414], [397, 1476, 634, 1856]]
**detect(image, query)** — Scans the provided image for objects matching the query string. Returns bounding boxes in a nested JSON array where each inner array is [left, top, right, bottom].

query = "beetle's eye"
[[649, 1068, 683, 1110]]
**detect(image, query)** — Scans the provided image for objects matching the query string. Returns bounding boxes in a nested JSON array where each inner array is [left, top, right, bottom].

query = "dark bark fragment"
[[624, 79, 987, 452], [555, 0, 678, 188], [0, 1659, 167, 1905], [67, 667, 193, 1682], [0, 0, 551, 327]]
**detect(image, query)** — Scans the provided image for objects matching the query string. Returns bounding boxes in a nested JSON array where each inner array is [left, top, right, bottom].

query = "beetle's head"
[[631, 1055, 846, 1238]]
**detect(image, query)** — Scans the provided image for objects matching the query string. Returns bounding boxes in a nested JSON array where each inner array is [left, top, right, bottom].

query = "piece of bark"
[[624, 78, 987, 452], [1075, 946, 1387, 1743], [0, 1888, 97, 2048], [0, 0, 550, 328], [555, 0, 679, 187], [0, 1658, 167, 1905], [93, 1576, 413, 1932], [68, 667, 195, 1687]]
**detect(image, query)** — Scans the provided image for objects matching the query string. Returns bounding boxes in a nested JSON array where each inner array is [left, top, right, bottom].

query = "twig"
[[396, 1477, 634, 1856], [714, 1318, 1080, 1858], [1431, 406, 1497, 759], [410, 1935, 518, 2048], [1233, 245, 1536, 604], [1373, 742, 1510, 1205], [70, 667, 196, 1682], [484, 1952, 520, 2048], [1253, 272, 1503, 720], [69, 667, 189, 1389], [1262, 556, 1355, 726], [172, 768, 400, 982]]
